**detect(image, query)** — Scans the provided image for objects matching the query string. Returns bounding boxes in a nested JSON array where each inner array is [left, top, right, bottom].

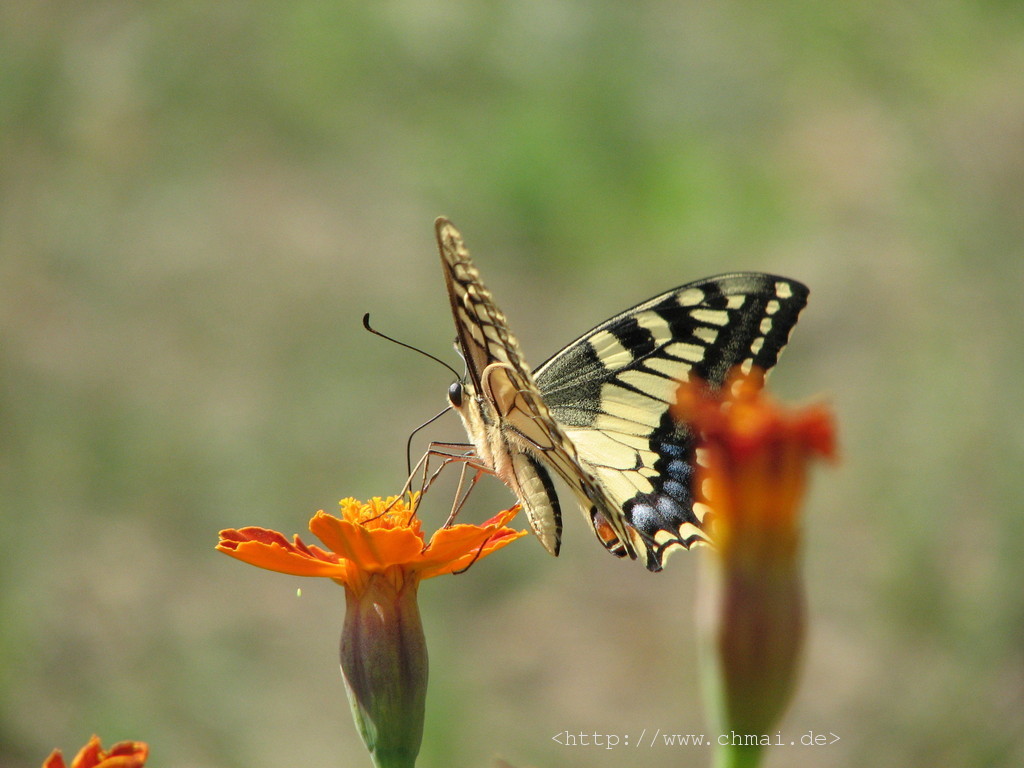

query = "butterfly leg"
[[370, 446, 471, 524], [423, 441, 494, 524], [398, 441, 495, 527], [442, 461, 486, 529]]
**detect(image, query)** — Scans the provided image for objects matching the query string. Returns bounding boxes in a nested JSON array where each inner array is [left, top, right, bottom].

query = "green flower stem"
[[700, 547, 805, 768], [711, 741, 764, 768]]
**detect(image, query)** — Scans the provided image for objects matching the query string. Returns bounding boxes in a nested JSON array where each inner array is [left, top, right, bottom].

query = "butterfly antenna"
[[362, 313, 462, 382]]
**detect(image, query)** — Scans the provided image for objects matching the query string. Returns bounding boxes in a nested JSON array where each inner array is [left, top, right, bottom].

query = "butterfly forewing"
[[437, 222, 525, 394], [435, 217, 808, 571], [436, 219, 636, 559]]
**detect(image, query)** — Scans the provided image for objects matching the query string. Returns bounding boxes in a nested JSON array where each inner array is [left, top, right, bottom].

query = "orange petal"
[[95, 756, 148, 768], [51, 738, 149, 768], [479, 505, 522, 529], [419, 516, 526, 578], [103, 742, 148, 762], [70, 736, 103, 768], [311, 512, 424, 572], [217, 527, 351, 579]]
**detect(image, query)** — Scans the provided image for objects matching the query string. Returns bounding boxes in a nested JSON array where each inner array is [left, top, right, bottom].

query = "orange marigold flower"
[[217, 494, 524, 768], [674, 368, 836, 767], [216, 494, 524, 593], [43, 735, 148, 768]]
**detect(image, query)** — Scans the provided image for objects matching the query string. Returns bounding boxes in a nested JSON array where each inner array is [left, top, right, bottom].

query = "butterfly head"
[[446, 375, 494, 430]]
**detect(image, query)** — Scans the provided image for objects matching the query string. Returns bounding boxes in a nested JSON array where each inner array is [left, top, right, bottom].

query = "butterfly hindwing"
[[436, 217, 809, 571], [534, 275, 809, 570]]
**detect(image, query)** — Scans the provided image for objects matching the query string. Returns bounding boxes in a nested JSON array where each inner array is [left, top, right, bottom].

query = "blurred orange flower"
[[674, 368, 836, 557], [43, 735, 148, 768], [675, 368, 836, 766]]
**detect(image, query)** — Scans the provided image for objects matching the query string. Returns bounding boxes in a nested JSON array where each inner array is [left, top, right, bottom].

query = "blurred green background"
[[3, 2, 1022, 767]]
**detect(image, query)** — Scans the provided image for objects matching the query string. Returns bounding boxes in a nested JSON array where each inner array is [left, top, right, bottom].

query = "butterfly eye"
[[448, 381, 464, 407]]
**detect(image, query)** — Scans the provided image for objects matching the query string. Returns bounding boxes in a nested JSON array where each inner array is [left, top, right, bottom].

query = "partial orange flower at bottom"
[[674, 369, 836, 768], [43, 735, 148, 768], [217, 494, 525, 768]]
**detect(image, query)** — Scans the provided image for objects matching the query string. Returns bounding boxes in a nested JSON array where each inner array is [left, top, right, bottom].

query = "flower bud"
[[340, 569, 428, 768]]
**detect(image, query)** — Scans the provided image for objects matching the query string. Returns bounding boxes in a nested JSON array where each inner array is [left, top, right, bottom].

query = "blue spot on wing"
[[622, 413, 710, 572]]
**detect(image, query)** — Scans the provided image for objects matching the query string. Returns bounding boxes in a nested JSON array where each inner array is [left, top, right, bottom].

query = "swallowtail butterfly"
[[436, 218, 808, 571]]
